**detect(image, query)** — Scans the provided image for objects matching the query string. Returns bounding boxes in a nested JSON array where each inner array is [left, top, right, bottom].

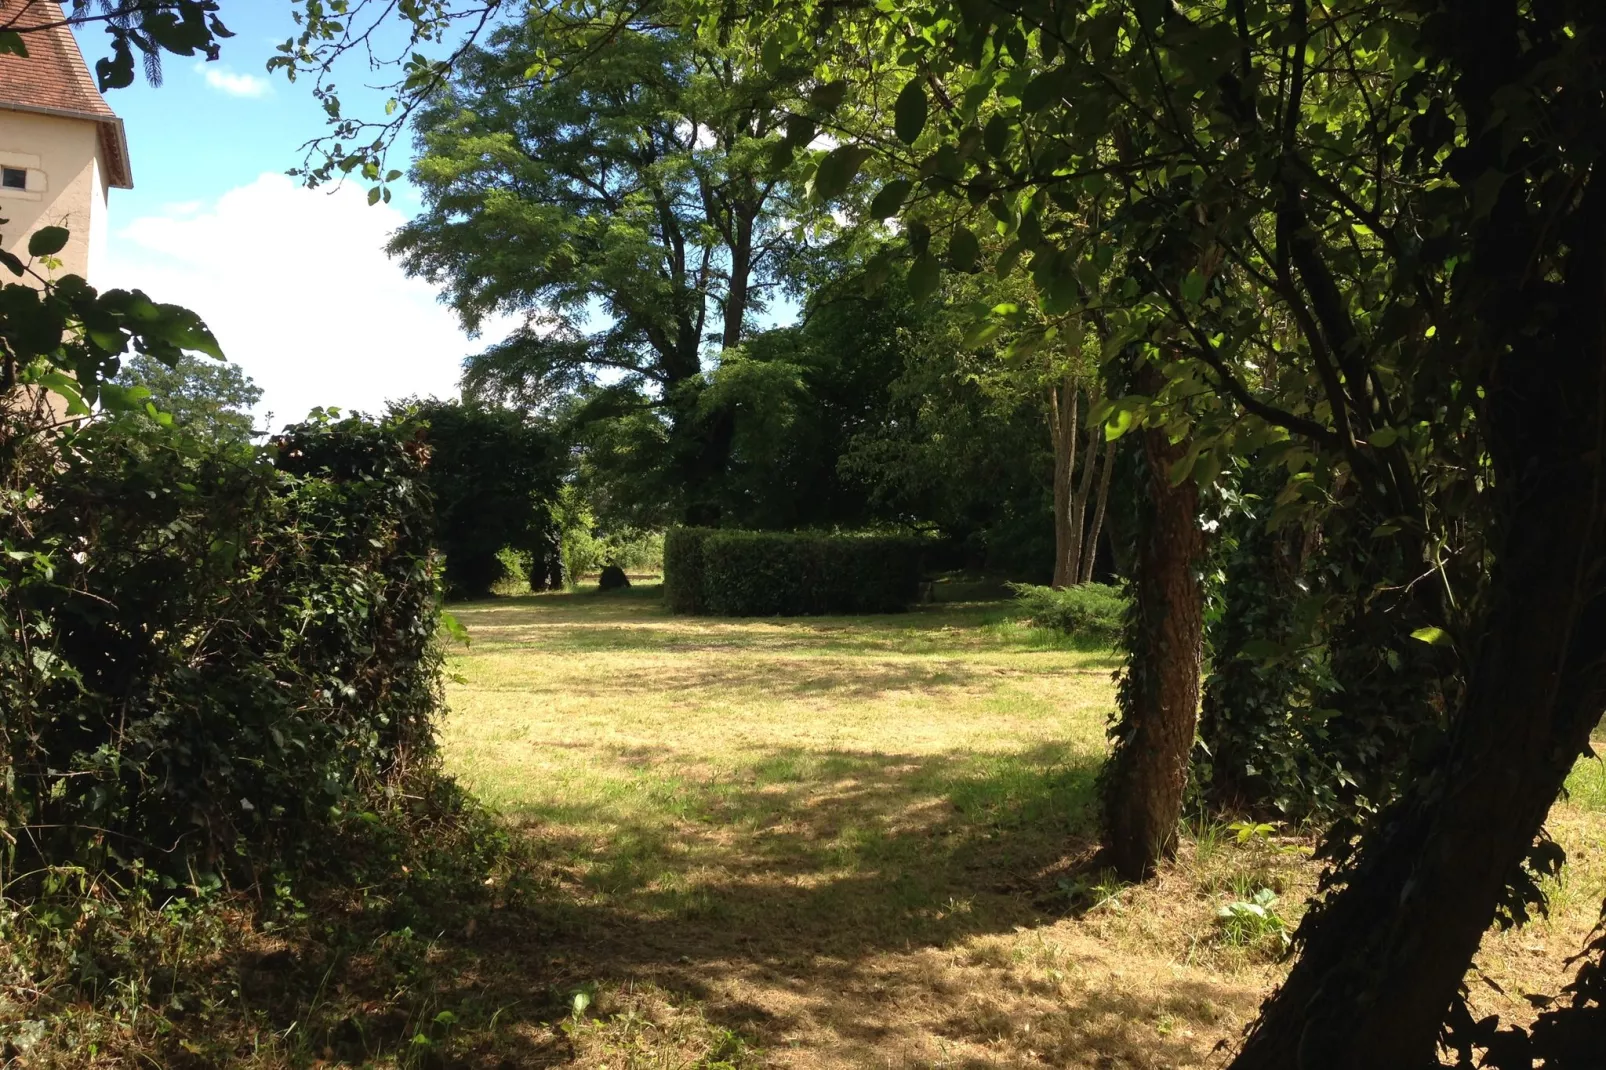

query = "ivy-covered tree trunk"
[[1230, 191, 1606, 1070], [1196, 482, 1305, 813], [1101, 365, 1206, 881]]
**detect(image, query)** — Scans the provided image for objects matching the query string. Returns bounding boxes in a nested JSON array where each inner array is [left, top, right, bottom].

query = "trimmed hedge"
[[663, 527, 921, 616]]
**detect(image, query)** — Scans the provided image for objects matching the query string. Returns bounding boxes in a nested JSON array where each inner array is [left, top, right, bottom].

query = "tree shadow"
[[277, 739, 1254, 1067], [225, 594, 1234, 1066]]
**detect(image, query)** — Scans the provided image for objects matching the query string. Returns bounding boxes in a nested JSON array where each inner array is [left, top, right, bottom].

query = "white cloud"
[[102, 173, 496, 431], [200, 65, 272, 98]]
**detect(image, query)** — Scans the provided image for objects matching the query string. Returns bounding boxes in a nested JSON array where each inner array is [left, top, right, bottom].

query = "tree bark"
[[1229, 179, 1606, 1070], [1070, 381, 1104, 583], [1101, 363, 1206, 881], [1081, 439, 1116, 584], [1049, 380, 1078, 587], [723, 208, 754, 349]]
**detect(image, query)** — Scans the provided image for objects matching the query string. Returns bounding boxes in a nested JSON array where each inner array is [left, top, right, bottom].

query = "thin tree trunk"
[[1101, 361, 1206, 881], [1081, 439, 1115, 584], [1049, 382, 1076, 587], [1062, 380, 1083, 587], [1070, 380, 1103, 583]]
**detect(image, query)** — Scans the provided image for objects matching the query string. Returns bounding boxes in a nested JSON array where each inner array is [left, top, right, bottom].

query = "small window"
[[0, 167, 25, 190]]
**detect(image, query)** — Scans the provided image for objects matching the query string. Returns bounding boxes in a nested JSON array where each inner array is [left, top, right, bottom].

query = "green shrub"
[[1, 408, 444, 889], [1008, 582, 1128, 643], [664, 528, 921, 616], [403, 399, 563, 600]]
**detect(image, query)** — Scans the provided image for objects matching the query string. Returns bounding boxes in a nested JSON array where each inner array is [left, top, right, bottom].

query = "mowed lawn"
[[441, 586, 1606, 1069]]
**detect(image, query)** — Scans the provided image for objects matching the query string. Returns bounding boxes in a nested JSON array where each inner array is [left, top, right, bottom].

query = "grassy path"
[[441, 587, 1606, 1068]]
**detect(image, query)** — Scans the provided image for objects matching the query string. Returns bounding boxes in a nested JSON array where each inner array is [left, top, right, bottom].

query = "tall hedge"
[[663, 527, 921, 616], [0, 409, 443, 888]]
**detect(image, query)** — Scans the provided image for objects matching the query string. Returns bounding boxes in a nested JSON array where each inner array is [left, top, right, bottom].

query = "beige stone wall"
[[0, 109, 108, 284]]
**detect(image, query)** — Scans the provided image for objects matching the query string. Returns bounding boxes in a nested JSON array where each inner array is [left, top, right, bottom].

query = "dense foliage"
[[1007, 582, 1125, 643], [663, 527, 922, 616], [112, 351, 262, 444], [1, 408, 443, 888], [402, 398, 564, 599]]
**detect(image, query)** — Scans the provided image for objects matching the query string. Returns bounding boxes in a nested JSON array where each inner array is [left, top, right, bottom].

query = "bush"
[[1, 409, 444, 888], [402, 399, 563, 600], [663, 527, 922, 616], [1008, 582, 1128, 643], [598, 563, 631, 590]]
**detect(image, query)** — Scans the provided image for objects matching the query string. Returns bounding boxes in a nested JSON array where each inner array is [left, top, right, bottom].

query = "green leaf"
[[868, 179, 912, 221], [1105, 408, 1135, 441], [1180, 268, 1205, 304], [367, 186, 382, 206], [962, 318, 1002, 347], [983, 114, 1013, 160], [760, 35, 784, 76], [1368, 426, 1399, 448], [0, 249, 23, 276], [1410, 626, 1452, 647], [0, 31, 26, 57], [810, 80, 847, 113], [906, 220, 932, 256], [895, 78, 928, 145], [996, 240, 1027, 278], [908, 253, 941, 302], [783, 114, 815, 146], [811, 145, 870, 202], [28, 226, 70, 258], [948, 226, 980, 273], [860, 250, 893, 294], [1021, 67, 1067, 113], [1168, 447, 1200, 485]]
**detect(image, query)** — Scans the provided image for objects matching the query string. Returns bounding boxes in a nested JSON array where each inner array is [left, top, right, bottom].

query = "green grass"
[[435, 586, 1606, 1067], [435, 586, 1294, 1066]]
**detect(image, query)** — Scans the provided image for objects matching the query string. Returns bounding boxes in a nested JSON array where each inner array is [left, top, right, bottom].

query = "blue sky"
[[83, 7, 497, 428]]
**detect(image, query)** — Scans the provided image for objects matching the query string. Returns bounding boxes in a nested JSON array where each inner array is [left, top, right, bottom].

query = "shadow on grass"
[[283, 737, 1257, 1068]]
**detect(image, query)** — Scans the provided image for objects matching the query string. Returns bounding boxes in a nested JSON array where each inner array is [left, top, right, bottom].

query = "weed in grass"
[[1216, 888, 1291, 954]]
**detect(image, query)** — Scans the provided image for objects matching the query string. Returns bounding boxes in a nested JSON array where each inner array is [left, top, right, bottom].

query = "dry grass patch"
[[430, 586, 1606, 1068]]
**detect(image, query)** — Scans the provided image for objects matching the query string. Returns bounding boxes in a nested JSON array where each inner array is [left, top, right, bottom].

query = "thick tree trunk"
[[723, 210, 754, 350], [1101, 364, 1206, 881], [1229, 187, 1606, 1070]]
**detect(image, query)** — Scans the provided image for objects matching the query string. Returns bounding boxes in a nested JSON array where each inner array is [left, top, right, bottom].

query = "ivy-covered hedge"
[[663, 527, 922, 616], [1, 409, 443, 888]]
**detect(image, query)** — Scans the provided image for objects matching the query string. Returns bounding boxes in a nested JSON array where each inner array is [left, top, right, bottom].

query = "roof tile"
[[0, 1, 116, 120]]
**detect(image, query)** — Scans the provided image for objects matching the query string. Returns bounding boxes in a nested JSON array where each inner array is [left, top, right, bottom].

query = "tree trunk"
[[1049, 381, 1078, 587], [1081, 439, 1115, 584], [723, 209, 754, 350], [1229, 189, 1606, 1070], [1070, 381, 1103, 584], [1100, 362, 1206, 881]]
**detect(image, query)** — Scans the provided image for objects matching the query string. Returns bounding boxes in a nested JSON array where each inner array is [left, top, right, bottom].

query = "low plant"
[[1007, 581, 1128, 643], [1216, 887, 1291, 952]]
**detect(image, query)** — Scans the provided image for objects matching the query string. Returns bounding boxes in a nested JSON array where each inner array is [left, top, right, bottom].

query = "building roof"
[[0, 1, 132, 188]]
